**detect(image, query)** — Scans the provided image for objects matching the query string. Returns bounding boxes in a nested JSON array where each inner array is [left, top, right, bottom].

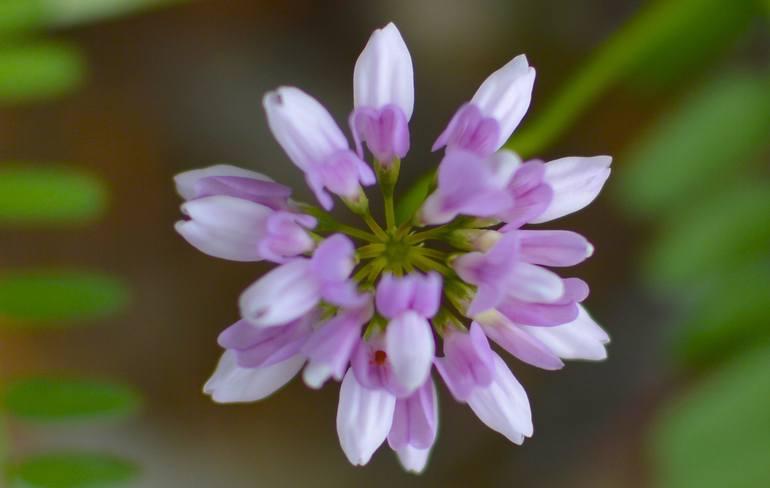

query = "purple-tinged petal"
[[410, 272, 443, 318], [263, 87, 372, 209], [434, 323, 495, 401], [388, 379, 438, 450], [203, 351, 304, 403], [504, 262, 564, 303], [531, 156, 612, 223], [497, 277, 588, 326], [467, 353, 533, 444], [354, 22, 414, 120], [195, 176, 291, 210], [478, 311, 564, 370], [376, 273, 416, 319], [386, 311, 435, 392], [239, 259, 321, 327], [337, 369, 396, 466], [310, 234, 356, 283], [175, 164, 275, 201], [256, 211, 316, 263], [500, 161, 553, 228], [522, 305, 609, 361], [431, 103, 501, 157], [376, 272, 442, 319], [263, 87, 348, 171], [350, 105, 410, 162], [469, 54, 535, 150], [351, 335, 412, 397], [176, 196, 272, 262], [302, 301, 373, 388], [517, 230, 593, 267], [420, 150, 518, 225], [219, 316, 315, 368], [396, 445, 430, 474]]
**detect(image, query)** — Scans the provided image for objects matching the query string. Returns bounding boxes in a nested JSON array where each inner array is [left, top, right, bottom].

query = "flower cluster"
[[175, 23, 611, 473]]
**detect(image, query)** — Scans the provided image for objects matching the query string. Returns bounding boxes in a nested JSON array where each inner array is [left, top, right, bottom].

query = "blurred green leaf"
[[0, 0, 185, 36], [43, 0, 186, 28], [0, 0, 45, 36], [0, 42, 84, 104], [4, 378, 140, 422], [625, 0, 756, 88], [644, 183, 770, 287], [673, 262, 770, 366], [506, 0, 761, 156], [0, 270, 129, 325], [9, 452, 138, 488], [616, 72, 770, 217], [395, 171, 433, 225], [0, 165, 107, 226], [651, 345, 770, 488]]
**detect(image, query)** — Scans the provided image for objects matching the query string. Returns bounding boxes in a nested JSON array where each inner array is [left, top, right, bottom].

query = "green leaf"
[[0, 0, 46, 36], [9, 452, 138, 488], [0, 270, 129, 325], [395, 171, 434, 225], [3, 378, 140, 422], [506, 0, 761, 157], [644, 183, 770, 287], [0, 164, 107, 226], [42, 0, 186, 28], [616, 72, 770, 217], [624, 0, 757, 89], [672, 262, 770, 366], [0, 42, 85, 104], [651, 345, 770, 488]]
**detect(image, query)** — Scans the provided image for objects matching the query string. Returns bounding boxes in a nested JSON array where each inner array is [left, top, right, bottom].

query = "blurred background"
[[1, 0, 768, 486]]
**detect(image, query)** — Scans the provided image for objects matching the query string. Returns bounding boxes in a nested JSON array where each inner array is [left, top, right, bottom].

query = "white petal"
[[532, 155, 612, 223], [470, 54, 535, 148], [396, 445, 430, 474], [175, 220, 262, 262], [263, 87, 349, 170], [177, 196, 272, 261], [354, 22, 414, 119], [386, 312, 435, 392], [175, 164, 273, 200], [467, 354, 533, 444], [239, 260, 320, 327], [522, 305, 609, 360], [506, 262, 565, 303], [337, 370, 396, 466], [203, 351, 304, 403], [302, 361, 333, 389]]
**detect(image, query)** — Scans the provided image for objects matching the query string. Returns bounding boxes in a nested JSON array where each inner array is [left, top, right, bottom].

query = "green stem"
[[412, 247, 450, 261], [296, 203, 379, 243], [375, 159, 400, 232], [406, 224, 455, 244], [360, 210, 388, 241], [411, 253, 454, 276], [357, 243, 385, 260]]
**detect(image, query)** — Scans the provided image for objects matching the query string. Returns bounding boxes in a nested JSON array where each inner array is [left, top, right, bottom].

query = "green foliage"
[[672, 263, 770, 366], [617, 72, 770, 217], [0, 0, 45, 36], [4, 378, 140, 423], [8, 452, 139, 488], [505, 0, 761, 157], [395, 172, 434, 225], [0, 42, 84, 104], [0, 270, 129, 325], [0, 165, 107, 226], [643, 183, 770, 288], [651, 345, 770, 488]]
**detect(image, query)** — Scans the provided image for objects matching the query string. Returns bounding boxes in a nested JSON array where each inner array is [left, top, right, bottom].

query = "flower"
[[176, 22, 611, 473]]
